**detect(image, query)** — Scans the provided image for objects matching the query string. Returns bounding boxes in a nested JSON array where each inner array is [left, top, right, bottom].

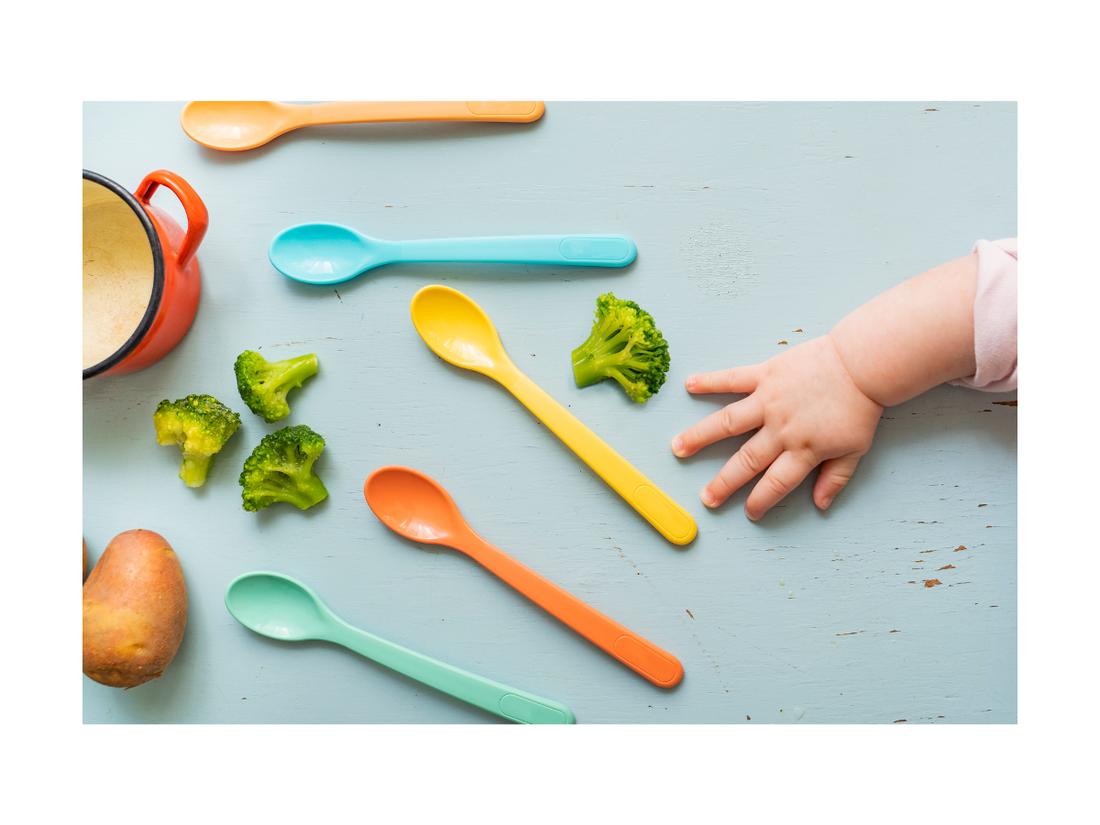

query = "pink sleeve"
[[949, 238, 1017, 392]]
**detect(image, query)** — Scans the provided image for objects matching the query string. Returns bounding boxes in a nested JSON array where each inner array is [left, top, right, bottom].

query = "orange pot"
[[82, 169, 208, 379]]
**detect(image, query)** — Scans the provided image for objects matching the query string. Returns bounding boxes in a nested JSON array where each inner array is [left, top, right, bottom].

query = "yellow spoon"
[[410, 285, 697, 546], [180, 101, 545, 151]]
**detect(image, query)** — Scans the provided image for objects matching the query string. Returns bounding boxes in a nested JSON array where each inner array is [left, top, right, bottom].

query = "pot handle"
[[135, 170, 209, 270]]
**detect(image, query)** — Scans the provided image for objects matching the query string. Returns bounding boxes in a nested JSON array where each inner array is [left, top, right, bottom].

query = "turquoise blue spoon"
[[268, 222, 637, 285], [225, 571, 575, 724]]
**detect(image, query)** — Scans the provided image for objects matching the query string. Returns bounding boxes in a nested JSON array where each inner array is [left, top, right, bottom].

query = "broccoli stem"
[[277, 354, 319, 393], [572, 357, 608, 388], [576, 317, 631, 358], [278, 482, 326, 510], [573, 355, 643, 389], [256, 472, 328, 510], [572, 329, 641, 387], [573, 318, 610, 359], [179, 454, 215, 488], [603, 367, 646, 395]]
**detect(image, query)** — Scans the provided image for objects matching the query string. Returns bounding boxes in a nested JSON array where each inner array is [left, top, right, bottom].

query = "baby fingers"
[[672, 397, 763, 457], [744, 451, 816, 520], [701, 431, 781, 508], [684, 365, 761, 395], [813, 454, 862, 509]]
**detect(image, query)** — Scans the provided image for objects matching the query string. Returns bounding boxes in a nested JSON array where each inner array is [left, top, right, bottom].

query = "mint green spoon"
[[224, 571, 575, 724]]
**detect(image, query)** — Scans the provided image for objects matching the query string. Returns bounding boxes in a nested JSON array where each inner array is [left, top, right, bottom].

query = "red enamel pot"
[[82, 169, 208, 379]]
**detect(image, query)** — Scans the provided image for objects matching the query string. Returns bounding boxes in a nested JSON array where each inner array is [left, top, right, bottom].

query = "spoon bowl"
[[269, 223, 386, 284], [363, 466, 464, 543], [410, 285, 510, 375], [181, 101, 300, 151], [224, 572, 333, 641]]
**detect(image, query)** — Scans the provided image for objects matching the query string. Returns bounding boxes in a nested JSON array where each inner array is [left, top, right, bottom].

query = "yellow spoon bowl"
[[181, 101, 545, 151], [410, 285, 697, 546], [410, 282, 511, 376]]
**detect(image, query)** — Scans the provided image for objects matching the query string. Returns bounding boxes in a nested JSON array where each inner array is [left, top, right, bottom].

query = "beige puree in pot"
[[83, 179, 154, 370]]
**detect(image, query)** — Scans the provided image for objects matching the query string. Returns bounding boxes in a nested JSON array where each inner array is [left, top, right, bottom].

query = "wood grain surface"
[[82, 101, 1017, 723]]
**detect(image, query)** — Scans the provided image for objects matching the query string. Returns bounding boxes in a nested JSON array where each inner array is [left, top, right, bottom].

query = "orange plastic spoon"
[[364, 466, 683, 688], [181, 101, 545, 151]]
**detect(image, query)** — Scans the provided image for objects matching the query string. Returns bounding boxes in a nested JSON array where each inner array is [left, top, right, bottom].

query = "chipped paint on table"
[[83, 102, 1017, 723]]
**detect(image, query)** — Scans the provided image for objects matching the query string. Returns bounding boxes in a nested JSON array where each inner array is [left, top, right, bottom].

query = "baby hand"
[[671, 335, 883, 519]]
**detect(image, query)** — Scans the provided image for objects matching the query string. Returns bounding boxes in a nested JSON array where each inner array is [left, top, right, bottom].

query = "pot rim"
[[82, 170, 166, 380]]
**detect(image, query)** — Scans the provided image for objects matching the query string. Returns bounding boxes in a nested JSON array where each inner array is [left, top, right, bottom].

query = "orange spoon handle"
[[306, 101, 544, 125], [464, 533, 683, 688]]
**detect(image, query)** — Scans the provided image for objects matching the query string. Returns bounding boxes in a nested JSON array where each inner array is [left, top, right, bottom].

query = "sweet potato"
[[83, 529, 187, 688]]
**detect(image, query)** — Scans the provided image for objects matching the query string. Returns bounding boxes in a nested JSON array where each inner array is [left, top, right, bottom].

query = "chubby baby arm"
[[672, 254, 979, 519]]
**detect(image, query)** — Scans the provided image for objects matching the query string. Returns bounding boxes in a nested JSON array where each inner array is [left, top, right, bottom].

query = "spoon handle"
[[325, 620, 575, 724], [463, 533, 683, 687], [503, 371, 697, 545], [305, 101, 544, 125], [392, 235, 636, 268]]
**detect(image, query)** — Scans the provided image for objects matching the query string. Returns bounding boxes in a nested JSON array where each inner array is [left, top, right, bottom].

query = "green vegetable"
[[234, 350, 319, 423], [570, 293, 670, 403], [239, 424, 328, 512], [153, 394, 241, 488]]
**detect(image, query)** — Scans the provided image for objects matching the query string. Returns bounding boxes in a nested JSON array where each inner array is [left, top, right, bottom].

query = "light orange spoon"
[[364, 466, 683, 688], [181, 101, 545, 151]]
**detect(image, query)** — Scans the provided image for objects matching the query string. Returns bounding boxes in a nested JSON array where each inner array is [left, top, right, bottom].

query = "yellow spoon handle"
[[305, 101, 544, 125], [503, 371, 697, 545]]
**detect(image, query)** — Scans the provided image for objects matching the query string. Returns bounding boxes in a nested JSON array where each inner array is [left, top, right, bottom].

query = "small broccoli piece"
[[234, 350, 319, 423], [154, 394, 241, 487], [571, 293, 670, 403], [239, 424, 328, 512]]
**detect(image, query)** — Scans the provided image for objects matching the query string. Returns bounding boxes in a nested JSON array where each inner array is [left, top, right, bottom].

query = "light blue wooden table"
[[82, 102, 1016, 724]]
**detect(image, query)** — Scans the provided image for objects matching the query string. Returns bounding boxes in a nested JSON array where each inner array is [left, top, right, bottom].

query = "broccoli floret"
[[234, 350, 318, 423], [154, 394, 241, 487], [571, 293, 670, 403], [239, 424, 328, 511]]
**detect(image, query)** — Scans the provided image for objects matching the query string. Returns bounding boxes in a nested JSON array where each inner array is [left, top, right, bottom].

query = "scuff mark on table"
[[681, 223, 759, 298]]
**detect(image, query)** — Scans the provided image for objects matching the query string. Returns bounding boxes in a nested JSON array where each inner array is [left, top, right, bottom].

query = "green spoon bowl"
[[225, 571, 333, 640]]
